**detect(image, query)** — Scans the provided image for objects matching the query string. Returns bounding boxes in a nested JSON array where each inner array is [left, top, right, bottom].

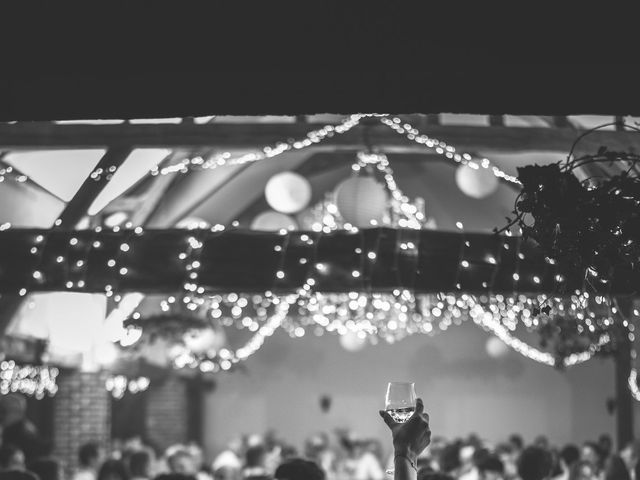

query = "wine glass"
[[384, 382, 417, 476], [385, 381, 416, 423]]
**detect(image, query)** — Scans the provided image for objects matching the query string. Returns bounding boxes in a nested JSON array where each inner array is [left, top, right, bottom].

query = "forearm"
[[393, 452, 417, 480]]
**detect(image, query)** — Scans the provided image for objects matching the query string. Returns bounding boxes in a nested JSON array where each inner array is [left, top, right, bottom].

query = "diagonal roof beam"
[[56, 146, 132, 228], [0, 147, 132, 336]]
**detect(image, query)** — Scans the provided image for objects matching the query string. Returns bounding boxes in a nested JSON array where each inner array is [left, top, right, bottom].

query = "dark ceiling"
[[2, 6, 639, 121]]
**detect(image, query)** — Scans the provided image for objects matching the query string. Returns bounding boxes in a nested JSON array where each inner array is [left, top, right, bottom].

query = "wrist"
[[393, 444, 417, 463], [394, 452, 418, 473]]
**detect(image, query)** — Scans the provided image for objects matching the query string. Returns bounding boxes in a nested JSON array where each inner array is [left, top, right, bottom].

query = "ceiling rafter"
[[0, 147, 132, 335], [1, 122, 639, 158]]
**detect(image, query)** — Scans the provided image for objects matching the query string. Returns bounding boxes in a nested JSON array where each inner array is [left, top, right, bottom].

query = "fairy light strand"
[[105, 375, 150, 399], [0, 361, 59, 398], [150, 115, 368, 176], [379, 116, 520, 185], [152, 287, 616, 373]]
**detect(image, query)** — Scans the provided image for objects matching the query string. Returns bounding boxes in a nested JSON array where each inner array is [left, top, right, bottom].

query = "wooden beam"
[[488, 115, 504, 126], [426, 114, 441, 126], [0, 229, 637, 295], [2, 123, 640, 157], [0, 148, 132, 336], [615, 298, 635, 448], [0, 295, 24, 338], [56, 147, 132, 228]]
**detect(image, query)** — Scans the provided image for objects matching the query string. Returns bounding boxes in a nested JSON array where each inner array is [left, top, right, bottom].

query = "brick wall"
[[53, 370, 110, 476], [52, 370, 190, 473], [146, 375, 189, 452]]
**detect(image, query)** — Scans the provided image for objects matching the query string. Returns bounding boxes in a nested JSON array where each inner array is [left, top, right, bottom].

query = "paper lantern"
[[140, 337, 172, 368], [339, 331, 367, 352], [104, 212, 129, 227], [455, 164, 499, 199], [335, 177, 388, 227], [485, 336, 509, 358], [183, 328, 224, 354], [251, 211, 298, 231], [265, 172, 312, 214]]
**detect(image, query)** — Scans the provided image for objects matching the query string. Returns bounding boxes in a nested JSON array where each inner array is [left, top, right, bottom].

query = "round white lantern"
[[335, 177, 388, 228], [251, 211, 298, 231], [141, 337, 172, 367], [455, 164, 499, 199], [183, 329, 221, 354], [265, 172, 312, 214], [485, 336, 509, 358], [339, 331, 367, 352]]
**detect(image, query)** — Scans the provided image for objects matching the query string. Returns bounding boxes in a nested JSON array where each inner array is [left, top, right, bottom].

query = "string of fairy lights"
[[1, 114, 637, 399], [149, 289, 616, 372], [150, 114, 367, 176], [105, 374, 150, 400], [0, 361, 59, 398], [378, 117, 520, 185], [1, 114, 518, 191], [142, 114, 518, 191]]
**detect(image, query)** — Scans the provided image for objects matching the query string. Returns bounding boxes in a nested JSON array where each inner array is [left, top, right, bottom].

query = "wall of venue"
[[203, 321, 616, 458]]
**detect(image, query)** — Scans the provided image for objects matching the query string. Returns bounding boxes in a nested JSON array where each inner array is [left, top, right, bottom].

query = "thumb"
[[379, 410, 396, 428]]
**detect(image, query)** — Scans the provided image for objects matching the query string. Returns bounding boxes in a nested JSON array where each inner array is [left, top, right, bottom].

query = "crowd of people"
[[0, 394, 637, 480]]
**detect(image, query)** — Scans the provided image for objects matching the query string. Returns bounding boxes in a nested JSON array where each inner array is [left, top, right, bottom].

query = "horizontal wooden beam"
[[0, 228, 636, 295], [2, 123, 640, 157]]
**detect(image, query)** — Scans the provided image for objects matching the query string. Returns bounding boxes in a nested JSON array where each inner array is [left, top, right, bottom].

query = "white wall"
[[203, 322, 616, 460]]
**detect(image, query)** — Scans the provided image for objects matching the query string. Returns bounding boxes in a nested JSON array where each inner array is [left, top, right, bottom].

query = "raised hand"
[[379, 397, 431, 462]]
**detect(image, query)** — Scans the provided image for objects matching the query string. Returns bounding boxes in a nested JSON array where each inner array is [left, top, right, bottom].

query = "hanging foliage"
[[498, 126, 640, 291]]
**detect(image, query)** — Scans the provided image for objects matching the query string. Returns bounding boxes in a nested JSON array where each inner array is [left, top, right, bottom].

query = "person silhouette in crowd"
[[212, 438, 244, 473], [0, 471, 38, 480], [0, 396, 47, 462], [98, 460, 129, 480], [0, 445, 25, 472], [274, 458, 325, 480], [507, 435, 523, 457], [129, 450, 152, 480], [517, 446, 553, 480], [242, 445, 269, 480], [619, 440, 640, 480], [579, 443, 600, 472], [417, 473, 454, 480], [212, 466, 241, 480], [167, 448, 197, 477], [603, 454, 631, 480], [534, 437, 550, 450], [597, 434, 612, 468], [438, 442, 462, 477], [155, 474, 197, 480], [554, 444, 579, 480], [476, 454, 504, 480], [28, 458, 62, 480], [73, 442, 104, 480], [568, 460, 597, 480]]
